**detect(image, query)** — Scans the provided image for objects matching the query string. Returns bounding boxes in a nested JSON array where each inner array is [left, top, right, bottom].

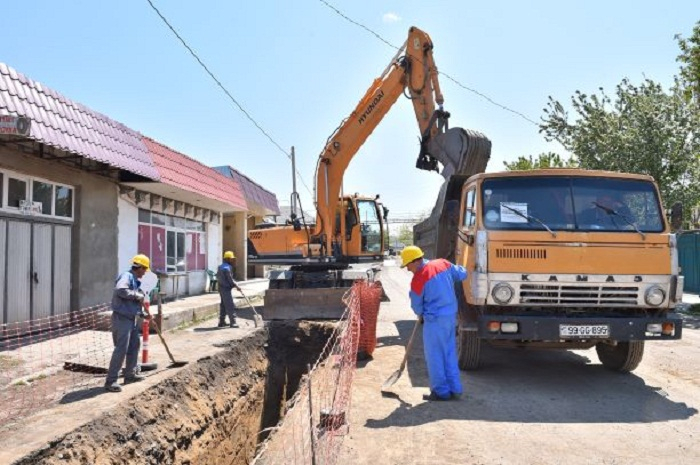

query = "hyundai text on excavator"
[[247, 26, 491, 318]]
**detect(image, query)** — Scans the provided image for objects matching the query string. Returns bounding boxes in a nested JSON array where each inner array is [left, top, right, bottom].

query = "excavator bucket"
[[414, 128, 491, 260]]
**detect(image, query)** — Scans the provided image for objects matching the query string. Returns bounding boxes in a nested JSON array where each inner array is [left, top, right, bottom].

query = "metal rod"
[[291, 146, 297, 217], [307, 363, 317, 465]]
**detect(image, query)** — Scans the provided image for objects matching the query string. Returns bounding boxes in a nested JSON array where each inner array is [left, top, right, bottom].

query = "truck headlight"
[[644, 286, 665, 306], [492, 283, 514, 304]]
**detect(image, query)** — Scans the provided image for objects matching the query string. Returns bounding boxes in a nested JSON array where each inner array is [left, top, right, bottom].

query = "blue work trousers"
[[218, 287, 237, 324], [423, 313, 462, 399], [106, 312, 140, 384]]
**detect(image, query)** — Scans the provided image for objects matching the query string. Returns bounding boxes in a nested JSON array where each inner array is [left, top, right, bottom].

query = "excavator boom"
[[248, 26, 491, 319]]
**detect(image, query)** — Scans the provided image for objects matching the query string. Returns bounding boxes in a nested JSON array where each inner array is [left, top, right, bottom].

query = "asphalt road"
[[339, 260, 700, 465]]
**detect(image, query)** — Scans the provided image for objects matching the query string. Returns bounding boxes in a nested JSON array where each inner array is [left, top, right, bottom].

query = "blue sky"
[[2, 1, 697, 221]]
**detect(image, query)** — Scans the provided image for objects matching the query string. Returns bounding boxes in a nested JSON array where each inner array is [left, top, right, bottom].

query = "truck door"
[[457, 187, 477, 278]]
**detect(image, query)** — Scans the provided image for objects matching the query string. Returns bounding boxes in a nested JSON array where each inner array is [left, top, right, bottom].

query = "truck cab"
[[455, 169, 683, 372]]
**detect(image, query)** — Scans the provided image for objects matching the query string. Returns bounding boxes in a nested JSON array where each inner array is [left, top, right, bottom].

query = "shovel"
[[238, 288, 264, 328], [138, 271, 187, 367], [150, 317, 189, 368], [381, 318, 421, 390]]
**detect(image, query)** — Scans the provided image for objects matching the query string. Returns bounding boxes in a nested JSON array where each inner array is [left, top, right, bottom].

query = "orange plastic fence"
[[356, 280, 383, 358], [253, 280, 364, 465]]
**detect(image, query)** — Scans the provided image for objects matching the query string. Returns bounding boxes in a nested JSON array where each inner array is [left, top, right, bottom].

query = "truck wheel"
[[457, 324, 481, 370], [595, 341, 645, 372]]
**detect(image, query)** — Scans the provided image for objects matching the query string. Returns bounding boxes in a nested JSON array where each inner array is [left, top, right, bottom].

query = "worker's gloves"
[[138, 310, 150, 319], [135, 289, 147, 302]]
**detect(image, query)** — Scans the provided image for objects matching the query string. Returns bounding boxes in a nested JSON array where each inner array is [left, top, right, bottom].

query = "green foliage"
[[503, 152, 578, 171], [676, 20, 700, 103], [540, 78, 700, 216], [396, 224, 413, 246]]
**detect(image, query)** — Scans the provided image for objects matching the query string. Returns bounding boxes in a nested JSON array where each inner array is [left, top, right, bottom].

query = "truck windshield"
[[481, 176, 664, 233]]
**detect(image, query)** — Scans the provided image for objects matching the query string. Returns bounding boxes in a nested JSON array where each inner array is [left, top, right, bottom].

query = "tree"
[[540, 77, 700, 215], [676, 20, 700, 103], [396, 224, 413, 246], [503, 152, 578, 170]]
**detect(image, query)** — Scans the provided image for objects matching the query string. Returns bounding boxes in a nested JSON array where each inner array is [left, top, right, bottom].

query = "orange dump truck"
[[417, 169, 684, 372]]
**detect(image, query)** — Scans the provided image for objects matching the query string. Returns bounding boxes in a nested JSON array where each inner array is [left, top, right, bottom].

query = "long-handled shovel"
[[150, 318, 188, 368], [238, 289, 264, 328], [381, 318, 421, 390]]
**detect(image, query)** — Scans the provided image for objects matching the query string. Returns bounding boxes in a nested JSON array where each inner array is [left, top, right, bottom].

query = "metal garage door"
[[1, 218, 72, 325]]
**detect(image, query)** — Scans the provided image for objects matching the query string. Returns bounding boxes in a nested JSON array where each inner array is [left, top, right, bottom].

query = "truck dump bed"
[[414, 128, 491, 260]]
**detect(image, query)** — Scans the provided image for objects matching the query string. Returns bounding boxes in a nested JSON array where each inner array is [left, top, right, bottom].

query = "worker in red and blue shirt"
[[401, 245, 467, 401]]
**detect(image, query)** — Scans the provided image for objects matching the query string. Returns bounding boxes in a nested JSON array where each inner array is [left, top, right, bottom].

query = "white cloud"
[[382, 12, 401, 23]]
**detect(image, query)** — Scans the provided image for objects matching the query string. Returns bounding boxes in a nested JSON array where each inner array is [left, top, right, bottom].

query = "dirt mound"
[[14, 321, 334, 465]]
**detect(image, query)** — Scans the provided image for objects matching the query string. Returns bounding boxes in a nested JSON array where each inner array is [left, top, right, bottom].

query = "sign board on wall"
[[0, 115, 31, 135]]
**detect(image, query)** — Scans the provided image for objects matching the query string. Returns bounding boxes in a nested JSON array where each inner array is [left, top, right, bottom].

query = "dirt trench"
[[13, 321, 335, 465]]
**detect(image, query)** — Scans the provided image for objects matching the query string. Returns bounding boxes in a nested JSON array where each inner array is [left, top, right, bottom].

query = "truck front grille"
[[519, 284, 639, 306], [495, 248, 547, 259]]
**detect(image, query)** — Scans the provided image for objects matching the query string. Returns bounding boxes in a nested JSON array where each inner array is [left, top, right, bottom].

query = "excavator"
[[247, 26, 491, 317]]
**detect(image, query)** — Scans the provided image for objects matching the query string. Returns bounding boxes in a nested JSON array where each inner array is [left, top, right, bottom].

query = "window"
[[357, 200, 382, 253], [33, 181, 53, 215], [0, 170, 74, 219], [54, 185, 73, 218], [8, 177, 27, 208], [463, 189, 476, 228], [481, 176, 663, 233], [139, 208, 207, 273]]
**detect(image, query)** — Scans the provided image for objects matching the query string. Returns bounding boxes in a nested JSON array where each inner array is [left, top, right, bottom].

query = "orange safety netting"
[[356, 280, 383, 358]]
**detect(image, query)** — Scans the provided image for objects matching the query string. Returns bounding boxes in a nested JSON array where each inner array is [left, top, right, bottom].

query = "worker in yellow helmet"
[[105, 254, 151, 392], [217, 250, 242, 328], [401, 245, 468, 401]]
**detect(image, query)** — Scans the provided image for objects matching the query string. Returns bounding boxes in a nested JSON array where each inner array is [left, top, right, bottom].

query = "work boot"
[[451, 392, 463, 401], [217, 320, 227, 328], [422, 391, 450, 402], [105, 382, 122, 393], [124, 374, 146, 384], [230, 321, 240, 328]]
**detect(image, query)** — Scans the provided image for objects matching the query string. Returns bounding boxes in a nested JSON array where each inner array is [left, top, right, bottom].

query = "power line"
[[317, 0, 540, 127], [144, 0, 315, 198]]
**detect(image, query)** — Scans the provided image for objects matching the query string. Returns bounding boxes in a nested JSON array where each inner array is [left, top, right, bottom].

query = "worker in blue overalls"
[[105, 254, 150, 393], [401, 245, 467, 401], [217, 250, 242, 328]]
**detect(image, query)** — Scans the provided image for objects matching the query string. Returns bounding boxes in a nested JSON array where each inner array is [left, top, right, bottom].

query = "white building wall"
[[117, 196, 139, 271], [207, 221, 222, 272]]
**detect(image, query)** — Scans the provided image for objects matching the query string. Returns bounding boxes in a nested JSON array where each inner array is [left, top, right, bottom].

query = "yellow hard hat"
[[131, 254, 150, 270], [400, 246, 424, 268], [223, 250, 235, 259]]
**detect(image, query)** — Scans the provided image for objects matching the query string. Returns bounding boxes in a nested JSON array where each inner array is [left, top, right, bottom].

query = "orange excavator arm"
[[313, 26, 450, 254]]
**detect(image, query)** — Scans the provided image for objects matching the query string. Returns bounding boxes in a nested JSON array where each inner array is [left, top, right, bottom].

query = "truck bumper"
[[477, 313, 683, 341]]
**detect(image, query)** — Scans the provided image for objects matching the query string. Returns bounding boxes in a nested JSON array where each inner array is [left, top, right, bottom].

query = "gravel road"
[[339, 260, 700, 465]]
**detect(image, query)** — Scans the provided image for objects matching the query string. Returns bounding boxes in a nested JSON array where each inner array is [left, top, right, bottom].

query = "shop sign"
[[0, 115, 31, 135]]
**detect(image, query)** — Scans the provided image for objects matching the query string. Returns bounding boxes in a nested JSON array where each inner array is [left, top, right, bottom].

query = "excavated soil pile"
[[14, 321, 335, 465]]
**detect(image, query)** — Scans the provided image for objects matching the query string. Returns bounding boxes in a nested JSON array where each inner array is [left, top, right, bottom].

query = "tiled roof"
[[144, 138, 247, 210], [0, 63, 159, 180], [213, 166, 280, 215]]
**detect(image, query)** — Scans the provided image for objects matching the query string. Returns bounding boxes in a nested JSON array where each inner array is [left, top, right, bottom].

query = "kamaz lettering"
[[358, 90, 384, 124]]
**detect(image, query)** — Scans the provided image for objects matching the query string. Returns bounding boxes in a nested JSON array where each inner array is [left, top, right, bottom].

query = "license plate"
[[559, 324, 609, 338]]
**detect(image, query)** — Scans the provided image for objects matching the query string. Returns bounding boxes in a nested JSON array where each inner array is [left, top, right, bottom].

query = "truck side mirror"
[[670, 202, 683, 231]]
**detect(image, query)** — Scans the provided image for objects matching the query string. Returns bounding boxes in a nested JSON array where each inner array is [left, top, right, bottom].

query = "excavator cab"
[[334, 195, 385, 262]]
